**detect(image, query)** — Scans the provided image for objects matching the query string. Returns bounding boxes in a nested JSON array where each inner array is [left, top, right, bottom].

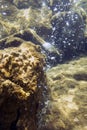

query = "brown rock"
[[39, 57, 87, 130], [0, 38, 45, 130]]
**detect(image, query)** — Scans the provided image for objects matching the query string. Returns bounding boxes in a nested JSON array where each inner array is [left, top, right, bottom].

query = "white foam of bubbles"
[[42, 1, 46, 7], [53, 7, 58, 11], [66, 21, 70, 26], [42, 42, 60, 55], [52, 27, 56, 31], [2, 12, 7, 16], [42, 42, 53, 51], [68, 43, 71, 45], [63, 40, 66, 43]]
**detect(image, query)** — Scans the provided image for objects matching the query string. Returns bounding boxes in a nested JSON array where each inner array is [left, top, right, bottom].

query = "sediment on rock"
[[39, 57, 87, 130]]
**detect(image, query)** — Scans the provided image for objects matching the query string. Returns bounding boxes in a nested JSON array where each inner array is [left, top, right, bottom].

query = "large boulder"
[[51, 9, 86, 61], [0, 37, 45, 130], [38, 57, 87, 130]]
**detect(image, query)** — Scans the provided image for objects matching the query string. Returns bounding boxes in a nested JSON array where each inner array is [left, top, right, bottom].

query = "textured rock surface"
[[0, 1, 87, 130], [39, 57, 87, 130], [0, 1, 52, 40], [13, 0, 48, 8], [0, 39, 45, 130], [0, 0, 87, 65]]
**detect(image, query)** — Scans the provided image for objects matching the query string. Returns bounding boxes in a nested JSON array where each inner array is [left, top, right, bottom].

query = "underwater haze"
[[0, 0, 87, 130]]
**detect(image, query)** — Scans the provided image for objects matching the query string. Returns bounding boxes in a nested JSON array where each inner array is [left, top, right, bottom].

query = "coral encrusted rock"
[[0, 40, 45, 130]]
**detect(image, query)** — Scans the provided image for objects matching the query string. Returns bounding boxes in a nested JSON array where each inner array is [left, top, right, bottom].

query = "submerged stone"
[[38, 57, 87, 130], [0, 37, 45, 130], [51, 10, 86, 61], [0, 1, 87, 130]]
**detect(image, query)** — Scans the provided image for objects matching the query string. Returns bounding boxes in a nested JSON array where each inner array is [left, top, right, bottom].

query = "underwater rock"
[[38, 56, 87, 130], [0, 0, 87, 63], [13, 0, 31, 9], [0, 0, 18, 20], [51, 9, 86, 61], [13, 0, 49, 9], [0, 19, 19, 39], [0, 28, 60, 68], [0, 3, 52, 40], [0, 1, 19, 39], [18, 7, 52, 31], [0, 38, 45, 130]]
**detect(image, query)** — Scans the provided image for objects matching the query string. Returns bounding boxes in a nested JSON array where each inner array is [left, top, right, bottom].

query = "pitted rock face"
[[0, 41, 45, 130]]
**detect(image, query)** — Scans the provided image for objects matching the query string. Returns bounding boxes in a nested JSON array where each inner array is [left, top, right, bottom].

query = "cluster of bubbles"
[[44, 0, 87, 67], [52, 11, 85, 59], [0, 0, 87, 66], [49, 0, 72, 12], [0, 0, 14, 17], [38, 1, 87, 129]]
